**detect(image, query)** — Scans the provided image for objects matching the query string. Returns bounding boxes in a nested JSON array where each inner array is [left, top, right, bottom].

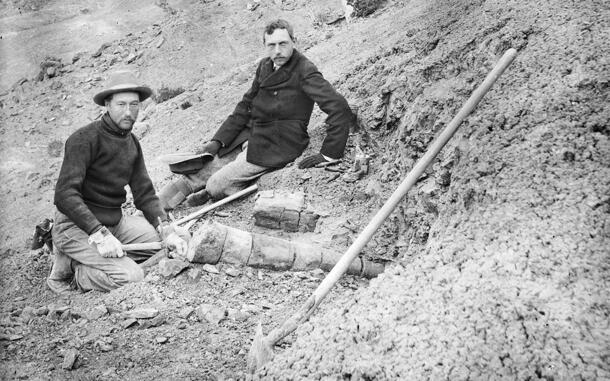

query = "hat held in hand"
[[93, 71, 153, 106], [158, 152, 214, 175]]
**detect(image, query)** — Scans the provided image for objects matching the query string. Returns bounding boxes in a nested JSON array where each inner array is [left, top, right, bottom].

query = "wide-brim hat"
[[157, 152, 214, 175], [93, 70, 153, 106]]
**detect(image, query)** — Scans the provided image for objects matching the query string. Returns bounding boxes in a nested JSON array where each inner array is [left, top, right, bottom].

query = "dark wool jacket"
[[212, 49, 354, 168], [54, 114, 166, 234]]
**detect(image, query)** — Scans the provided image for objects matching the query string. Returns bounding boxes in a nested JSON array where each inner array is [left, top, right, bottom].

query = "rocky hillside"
[[260, 0, 610, 379], [0, 0, 608, 380]]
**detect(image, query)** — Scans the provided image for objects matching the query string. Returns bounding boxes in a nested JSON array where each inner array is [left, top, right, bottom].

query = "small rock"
[[122, 308, 159, 319], [202, 264, 219, 274], [50, 81, 62, 90], [62, 349, 78, 370], [364, 179, 382, 197], [158, 258, 189, 278], [187, 268, 201, 280], [121, 318, 138, 329], [35, 306, 49, 316], [195, 303, 226, 325], [139, 314, 166, 329], [178, 306, 195, 319], [224, 267, 240, 277], [155, 336, 168, 344], [88, 304, 108, 320], [20, 306, 36, 323], [94, 340, 113, 352]]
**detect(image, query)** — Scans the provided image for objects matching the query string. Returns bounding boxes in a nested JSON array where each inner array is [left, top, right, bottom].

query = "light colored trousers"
[[52, 210, 160, 292], [159, 145, 271, 209]]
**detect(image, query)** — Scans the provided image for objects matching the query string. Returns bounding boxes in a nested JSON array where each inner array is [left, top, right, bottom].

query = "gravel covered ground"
[[1, 0, 608, 380]]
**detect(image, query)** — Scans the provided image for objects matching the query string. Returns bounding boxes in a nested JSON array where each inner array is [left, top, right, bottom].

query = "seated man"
[[158, 18, 355, 210], [48, 70, 187, 293]]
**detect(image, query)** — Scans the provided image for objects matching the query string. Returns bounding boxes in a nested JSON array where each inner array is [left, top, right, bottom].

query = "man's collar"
[[260, 50, 302, 87]]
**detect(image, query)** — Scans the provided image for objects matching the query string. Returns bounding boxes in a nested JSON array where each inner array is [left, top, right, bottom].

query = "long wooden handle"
[[266, 48, 518, 345], [173, 184, 258, 226], [122, 242, 163, 251]]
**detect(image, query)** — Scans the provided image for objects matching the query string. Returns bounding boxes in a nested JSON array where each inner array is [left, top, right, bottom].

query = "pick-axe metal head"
[[246, 321, 274, 374]]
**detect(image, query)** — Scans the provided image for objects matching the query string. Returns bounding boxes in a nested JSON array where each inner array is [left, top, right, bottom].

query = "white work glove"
[[157, 222, 188, 258], [88, 227, 124, 258], [164, 232, 188, 258]]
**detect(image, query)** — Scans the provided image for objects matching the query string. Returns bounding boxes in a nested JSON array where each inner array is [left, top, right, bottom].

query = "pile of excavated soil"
[[260, 0, 610, 379]]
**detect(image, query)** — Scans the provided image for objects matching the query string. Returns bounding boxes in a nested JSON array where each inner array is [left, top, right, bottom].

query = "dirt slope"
[[260, 0, 610, 379], [1, 0, 608, 380]]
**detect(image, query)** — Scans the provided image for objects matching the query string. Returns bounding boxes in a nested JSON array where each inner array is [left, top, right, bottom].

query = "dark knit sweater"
[[54, 113, 166, 234]]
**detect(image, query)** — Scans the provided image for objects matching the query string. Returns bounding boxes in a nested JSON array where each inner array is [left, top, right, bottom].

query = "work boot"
[[158, 179, 193, 211], [47, 246, 75, 294], [186, 189, 210, 207]]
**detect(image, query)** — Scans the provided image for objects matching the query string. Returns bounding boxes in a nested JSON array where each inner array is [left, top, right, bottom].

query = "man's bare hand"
[[298, 153, 328, 169], [196, 140, 221, 156]]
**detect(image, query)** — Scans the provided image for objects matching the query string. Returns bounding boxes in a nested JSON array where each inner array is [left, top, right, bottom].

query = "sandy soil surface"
[[0, 0, 608, 380]]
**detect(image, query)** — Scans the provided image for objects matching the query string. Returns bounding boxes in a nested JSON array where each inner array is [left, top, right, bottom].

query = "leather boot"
[[158, 179, 193, 211], [47, 246, 75, 294], [186, 189, 210, 207]]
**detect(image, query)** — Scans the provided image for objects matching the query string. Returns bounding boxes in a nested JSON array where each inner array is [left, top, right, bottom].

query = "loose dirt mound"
[[260, 0, 610, 379], [1, 0, 608, 380]]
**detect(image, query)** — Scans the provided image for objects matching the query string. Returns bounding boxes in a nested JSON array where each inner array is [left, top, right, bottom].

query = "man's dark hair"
[[262, 19, 295, 43]]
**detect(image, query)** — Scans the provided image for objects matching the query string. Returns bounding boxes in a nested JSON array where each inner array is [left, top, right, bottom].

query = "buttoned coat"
[[212, 49, 353, 168]]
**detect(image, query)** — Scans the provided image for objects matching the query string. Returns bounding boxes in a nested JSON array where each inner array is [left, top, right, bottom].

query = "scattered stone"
[[224, 267, 240, 277], [20, 306, 36, 323], [202, 264, 220, 274], [49, 80, 62, 90], [122, 308, 159, 319], [121, 318, 138, 329], [94, 340, 113, 352], [365, 179, 382, 197], [155, 336, 168, 344], [158, 258, 189, 278], [88, 305, 108, 320], [227, 308, 249, 322], [186, 268, 201, 280], [195, 303, 226, 325], [92, 42, 111, 58], [178, 306, 195, 319], [62, 349, 78, 370], [139, 314, 166, 329]]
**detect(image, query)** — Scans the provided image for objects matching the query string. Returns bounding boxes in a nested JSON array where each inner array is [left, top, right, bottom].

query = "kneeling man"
[[48, 71, 187, 293]]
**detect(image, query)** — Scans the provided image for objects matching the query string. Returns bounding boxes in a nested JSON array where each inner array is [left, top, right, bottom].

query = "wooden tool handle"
[[121, 242, 163, 251], [173, 184, 258, 226]]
